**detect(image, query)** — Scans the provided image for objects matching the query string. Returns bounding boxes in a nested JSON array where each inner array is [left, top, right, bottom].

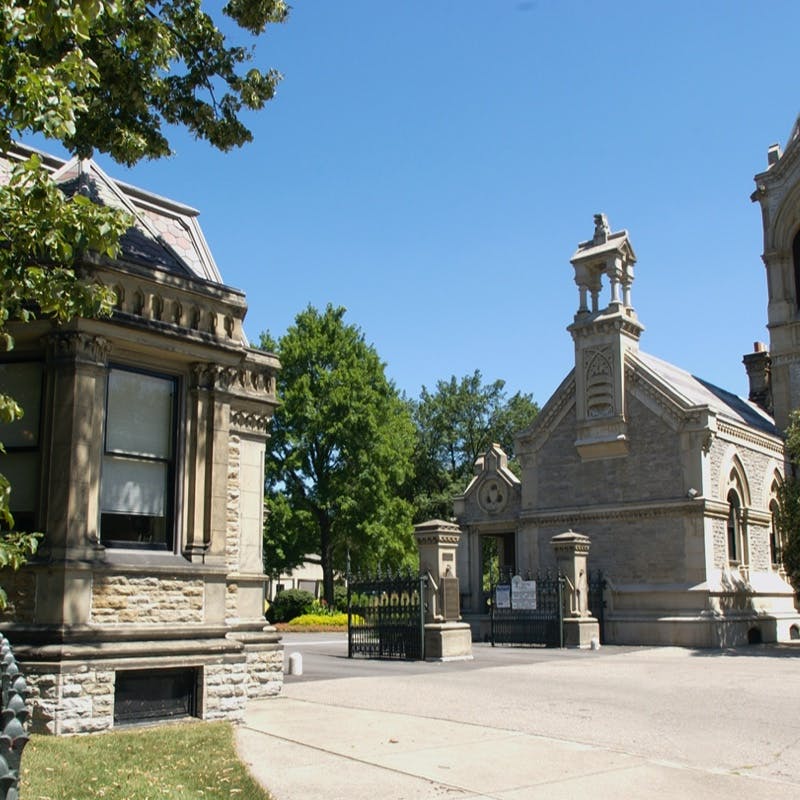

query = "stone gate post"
[[551, 530, 600, 648], [414, 520, 473, 660]]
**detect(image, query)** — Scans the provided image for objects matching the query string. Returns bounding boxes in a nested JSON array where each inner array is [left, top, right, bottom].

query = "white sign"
[[511, 575, 537, 610], [494, 584, 511, 609]]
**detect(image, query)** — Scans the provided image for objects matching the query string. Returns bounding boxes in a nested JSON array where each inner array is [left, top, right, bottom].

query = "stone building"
[[455, 196, 800, 646], [0, 146, 283, 733]]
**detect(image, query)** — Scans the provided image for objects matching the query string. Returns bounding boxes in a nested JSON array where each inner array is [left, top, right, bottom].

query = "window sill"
[[96, 548, 228, 576]]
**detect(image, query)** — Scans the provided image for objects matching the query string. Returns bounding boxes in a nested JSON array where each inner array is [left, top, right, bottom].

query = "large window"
[[100, 367, 176, 548], [0, 362, 43, 531], [727, 490, 742, 565]]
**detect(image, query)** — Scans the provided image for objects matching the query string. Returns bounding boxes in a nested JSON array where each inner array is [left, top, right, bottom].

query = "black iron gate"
[[490, 570, 564, 647], [490, 569, 606, 647], [347, 571, 426, 660], [588, 570, 607, 644]]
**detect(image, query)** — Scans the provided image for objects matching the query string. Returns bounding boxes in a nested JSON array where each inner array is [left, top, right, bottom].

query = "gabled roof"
[[632, 351, 778, 436], [517, 350, 779, 453], [4, 144, 223, 284]]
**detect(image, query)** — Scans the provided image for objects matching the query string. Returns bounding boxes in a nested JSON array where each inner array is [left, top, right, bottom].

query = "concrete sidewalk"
[[236, 694, 798, 800]]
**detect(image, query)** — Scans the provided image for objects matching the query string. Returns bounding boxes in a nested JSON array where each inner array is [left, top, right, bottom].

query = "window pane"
[[106, 370, 173, 459], [0, 362, 42, 448], [101, 456, 167, 515]]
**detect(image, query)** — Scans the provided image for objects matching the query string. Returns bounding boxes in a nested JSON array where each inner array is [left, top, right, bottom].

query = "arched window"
[[769, 499, 782, 567], [793, 228, 800, 309], [727, 490, 742, 565]]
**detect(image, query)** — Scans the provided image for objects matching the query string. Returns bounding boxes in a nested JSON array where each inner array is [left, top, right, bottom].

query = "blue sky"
[[28, 1, 800, 408]]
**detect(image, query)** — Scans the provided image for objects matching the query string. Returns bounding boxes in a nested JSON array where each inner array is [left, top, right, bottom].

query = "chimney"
[[742, 341, 772, 414]]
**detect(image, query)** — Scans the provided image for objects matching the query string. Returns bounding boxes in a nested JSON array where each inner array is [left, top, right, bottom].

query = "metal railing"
[[0, 634, 30, 800]]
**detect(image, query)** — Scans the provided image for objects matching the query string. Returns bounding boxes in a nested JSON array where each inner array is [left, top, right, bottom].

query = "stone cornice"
[[520, 498, 701, 526], [516, 373, 575, 454], [715, 420, 783, 456], [92, 263, 249, 348]]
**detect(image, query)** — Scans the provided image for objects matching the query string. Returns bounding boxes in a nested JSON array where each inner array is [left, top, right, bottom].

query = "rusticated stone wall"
[[246, 648, 284, 699], [27, 667, 115, 735], [91, 575, 204, 624], [204, 661, 249, 723]]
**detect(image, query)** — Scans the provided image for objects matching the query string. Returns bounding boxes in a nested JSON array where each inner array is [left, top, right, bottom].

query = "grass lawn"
[[21, 720, 274, 800]]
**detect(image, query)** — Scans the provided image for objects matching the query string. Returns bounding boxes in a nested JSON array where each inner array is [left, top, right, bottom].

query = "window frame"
[[100, 364, 179, 551]]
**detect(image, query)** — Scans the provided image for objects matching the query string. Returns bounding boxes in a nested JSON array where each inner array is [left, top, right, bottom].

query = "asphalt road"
[[239, 633, 800, 799]]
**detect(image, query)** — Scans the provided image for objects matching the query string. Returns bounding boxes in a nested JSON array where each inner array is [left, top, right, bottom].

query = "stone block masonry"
[[91, 574, 204, 625]]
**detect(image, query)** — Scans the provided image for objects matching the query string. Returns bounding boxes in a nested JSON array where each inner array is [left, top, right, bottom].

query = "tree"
[[775, 410, 800, 589], [409, 371, 539, 521], [0, 0, 288, 601], [261, 305, 417, 605]]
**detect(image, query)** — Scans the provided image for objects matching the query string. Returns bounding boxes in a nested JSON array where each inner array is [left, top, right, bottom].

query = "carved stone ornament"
[[478, 478, 508, 514], [45, 331, 111, 366], [191, 362, 276, 398], [230, 409, 271, 435]]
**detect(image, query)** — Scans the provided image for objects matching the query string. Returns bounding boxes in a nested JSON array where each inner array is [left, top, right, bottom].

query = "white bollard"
[[590, 637, 600, 651], [288, 651, 303, 675]]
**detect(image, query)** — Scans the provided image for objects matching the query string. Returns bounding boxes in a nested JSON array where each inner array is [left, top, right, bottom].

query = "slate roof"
[[633, 350, 778, 437], [7, 145, 224, 284]]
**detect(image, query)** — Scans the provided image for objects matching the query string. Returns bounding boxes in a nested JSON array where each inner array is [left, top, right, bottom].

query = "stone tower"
[[752, 115, 800, 433], [567, 214, 643, 460]]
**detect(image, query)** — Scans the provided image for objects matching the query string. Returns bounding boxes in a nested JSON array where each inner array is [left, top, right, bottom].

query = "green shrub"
[[287, 612, 350, 627], [333, 584, 348, 611], [269, 588, 315, 623]]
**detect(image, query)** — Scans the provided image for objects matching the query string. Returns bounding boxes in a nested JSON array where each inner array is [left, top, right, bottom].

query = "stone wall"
[[204, 661, 249, 723], [27, 667, 115, 735], [530, 395, 684, 510], [91, 574, 204, 625]]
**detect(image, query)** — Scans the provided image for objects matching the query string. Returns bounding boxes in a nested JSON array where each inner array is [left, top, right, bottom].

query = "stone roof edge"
[[753, 113, 800, 187], [515, 370, 576, 452]]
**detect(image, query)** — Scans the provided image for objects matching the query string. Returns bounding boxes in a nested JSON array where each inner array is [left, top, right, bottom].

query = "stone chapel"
[[455, 118, 800, 647], [0, 145, 283, 733]]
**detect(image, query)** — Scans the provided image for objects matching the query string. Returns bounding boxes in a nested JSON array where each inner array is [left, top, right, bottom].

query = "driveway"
[[237, 634, 800, 799]]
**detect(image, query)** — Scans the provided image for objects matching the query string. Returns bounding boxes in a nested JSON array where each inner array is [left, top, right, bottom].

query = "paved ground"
[[236, 633, 800, 799]]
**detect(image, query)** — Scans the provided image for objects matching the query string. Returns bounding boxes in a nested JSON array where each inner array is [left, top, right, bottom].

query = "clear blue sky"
[[28, 1, 800, 407]]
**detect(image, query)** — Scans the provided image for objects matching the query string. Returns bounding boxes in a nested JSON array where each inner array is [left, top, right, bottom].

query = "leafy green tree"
[[775, 410, 800, 589], [0, 0, 288, 601], [410, 371, 539, 521], [261, 306, 417, 605]]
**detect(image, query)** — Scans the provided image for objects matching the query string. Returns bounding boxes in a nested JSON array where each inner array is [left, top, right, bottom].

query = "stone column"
[[551, 530, 600, 648], [414, 520, 473, 661]]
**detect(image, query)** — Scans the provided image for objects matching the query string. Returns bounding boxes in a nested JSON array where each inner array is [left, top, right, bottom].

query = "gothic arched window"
[[793, 228, 800, 309], [769, 499, 782, 567], [727, 489, 742, 565]]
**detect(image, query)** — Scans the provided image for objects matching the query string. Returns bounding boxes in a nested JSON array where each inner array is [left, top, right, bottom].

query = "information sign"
[[511, 575, 537, 610], [494, 584, 511, 609]]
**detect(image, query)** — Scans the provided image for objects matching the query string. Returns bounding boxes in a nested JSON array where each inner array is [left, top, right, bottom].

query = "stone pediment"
[[453, 443, 521, 524]]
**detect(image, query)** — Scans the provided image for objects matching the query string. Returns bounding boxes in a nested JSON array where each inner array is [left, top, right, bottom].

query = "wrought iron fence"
[[0, 634, 29, 800], [490, 569, 564, 648], [587, 570, 607, 644], [348, 570, 426, 660]]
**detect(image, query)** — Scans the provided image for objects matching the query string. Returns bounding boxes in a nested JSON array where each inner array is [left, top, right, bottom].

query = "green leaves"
[[409, 370, 539, 521], [0, 156, 124, 346], [262, 305, 417, 601], [1, 1, 286, 164]]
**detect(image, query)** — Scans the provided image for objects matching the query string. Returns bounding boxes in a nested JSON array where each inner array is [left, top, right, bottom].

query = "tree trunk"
[[320, 521, 335, 606]]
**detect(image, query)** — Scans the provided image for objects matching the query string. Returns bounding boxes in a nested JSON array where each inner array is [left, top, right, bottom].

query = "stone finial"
[[593, 213, 610, 244]]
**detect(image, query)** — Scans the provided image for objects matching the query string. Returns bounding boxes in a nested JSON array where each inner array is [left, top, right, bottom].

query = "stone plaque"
[[441, 576, 460, 621]]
